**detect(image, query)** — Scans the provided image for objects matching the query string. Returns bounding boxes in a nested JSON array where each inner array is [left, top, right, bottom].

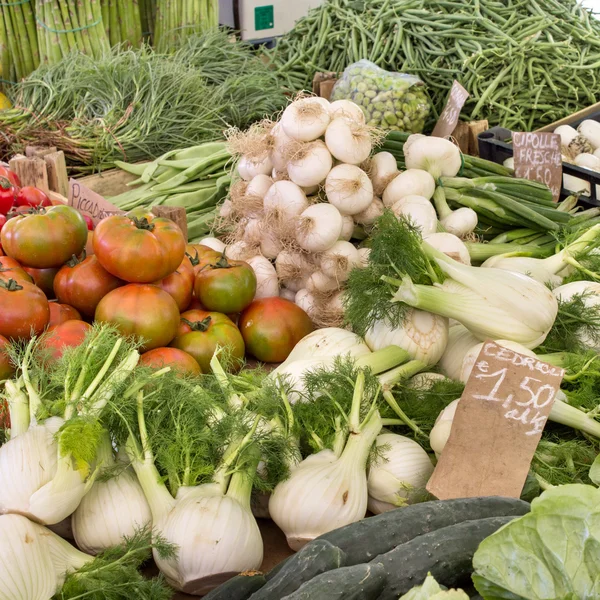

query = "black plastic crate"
[[478, 116, 600, 208]]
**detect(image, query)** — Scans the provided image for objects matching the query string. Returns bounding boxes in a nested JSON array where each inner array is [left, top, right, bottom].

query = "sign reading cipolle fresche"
[[427, 341, 564, 500]]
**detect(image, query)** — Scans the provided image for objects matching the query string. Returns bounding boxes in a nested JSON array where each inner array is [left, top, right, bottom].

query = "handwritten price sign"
[[431, 81, 470, 139], [68, 179, 125, 226], [427, 341, 564, 500]]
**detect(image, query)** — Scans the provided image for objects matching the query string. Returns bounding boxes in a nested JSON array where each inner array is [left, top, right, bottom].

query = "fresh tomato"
[[186, 245, 222, 277], [0, 278, 49, 340], [0, 215, 6, 235], [0, 244, 3, 256], [0, 334, 15, 380], [93, 214, 185, 283], [0, 256, 33, 286], [171, 309, 245, 372], [127, 208, 155, 220], [140, 347, 202, 376], [186, 297, 205, 311], [83, 215, 94, 231], [48, 302, 82, 326], [85, 230, 95, 256], [0, 177, 18, 215], [194, 254, 256, 313], [16, 186, 51, 208], [40, 320, 92, 362], [95, 284, 180, 351], [54, 255, 123, 318], [22, 266, 59, 298], [1, 205, 88, 268], [153, 256, 194, 311], [239, 297, 314, 363], [0, 167, 20, 187]]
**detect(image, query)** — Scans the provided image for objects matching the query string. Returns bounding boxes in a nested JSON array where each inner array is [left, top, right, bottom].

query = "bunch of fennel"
[[0, 325, 141, 526]]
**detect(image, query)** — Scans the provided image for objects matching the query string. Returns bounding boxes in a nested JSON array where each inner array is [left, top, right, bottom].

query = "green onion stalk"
[[0, 0, 39, 83], [35, 0, 110, 66], [101, 0, 143, 47]]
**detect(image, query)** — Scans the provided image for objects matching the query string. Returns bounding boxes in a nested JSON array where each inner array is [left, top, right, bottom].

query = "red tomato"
[[0, 334, 15, 380], [153, 256, 194, 311], [172, 309, 245, 372], [0, 256, 33, 286], [0, 215, 6, 235], [0, 278, 50, 340], [93, 214, 185, 283], [16, 186, 51, 208], [0, 167, 20, 187], [22, 266, 59, 298], [194, 254, 256, 314], [239, 298, 314, 363], [186, 297, 205, 311], [83, 215, 94, 231], [1, 205, 88, 268], [85, 230, 95, 256], [95, 284, 180, 351], [48, 302, 82, 326], [54, 255, 123, 318], [0, 177, 18, 215], [41, 320, 92, 362], [140, 347, 202, 376]]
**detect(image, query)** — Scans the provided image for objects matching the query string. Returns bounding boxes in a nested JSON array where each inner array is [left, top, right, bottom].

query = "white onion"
[[306, 271, 339, 294], [295, 289, 318, 319], [302, 184, 321, 195], [238, 154, 273, 180], [296, 203, 344, 252], [263, 180, 309, 220], [270, 123, 294, 171], [260, 227, 284, 259], [404, 136, 461, 178], [578, 119, 600, 149], [320, 240, 359, 282], [574, 152, 600, 171], [423, 232, 470, 265], [246, 255, 279, 299], [370, 152, 399, 196], [325, 118, 372, 165], [383, 169, 436, 207], [219, 199, 233, 218], [199, 237, 226, 252], [391, 195, 438, 236], [353, 197, 384, 225], [339, 215, 354, 241], [227, 240, 257, 261], [325, 164, 373, 216], [441, 207, 478, 238], [244, 218, 264, 245], [280, 287, 297, 301], [246, 174, 273, 199], [280, 98, 331, 142], [329, 99, 365, 123], [287, 141, 333, 187]]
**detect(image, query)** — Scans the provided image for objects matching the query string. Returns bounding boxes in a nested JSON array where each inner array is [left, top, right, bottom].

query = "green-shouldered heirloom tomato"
[[239, 297, 314, 363], [93, 214, 185, 283], [153, 256, 194, 311], [171, 309, 245, 372], [22, 266, 59, 298], [54, 254, 123, 318], [0, 205, 88, 268], [95, 284, 180, 351], [193, 254, 256, 314], [48, 302, 82, 327], [140, 347, 202, 376], [0, 334, 15, 380], [0, 278, 50, 340], [41, 320, 92, 362], [0, 256, 33, 286]]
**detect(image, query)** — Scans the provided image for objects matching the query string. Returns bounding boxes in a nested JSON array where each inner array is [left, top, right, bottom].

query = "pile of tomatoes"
[[0, 184, 314, 380]]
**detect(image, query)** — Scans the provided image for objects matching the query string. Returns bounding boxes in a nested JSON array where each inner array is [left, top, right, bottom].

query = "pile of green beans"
[[110, 141, 231, 242], [270, 0, 600, 130]]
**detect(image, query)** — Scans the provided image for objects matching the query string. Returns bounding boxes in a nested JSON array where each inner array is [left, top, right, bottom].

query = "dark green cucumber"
[[370, 516, 516, 600], [279, 563, 387, 600], [310, 497, 529, 566], [249, 540, 345, 600], [203, 573, 266, 600]]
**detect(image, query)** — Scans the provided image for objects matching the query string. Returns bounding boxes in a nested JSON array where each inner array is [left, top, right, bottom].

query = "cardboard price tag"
[[426, 341, 564, 500], [68, 179, 125, 226], [431, 81, 470, 139], [512, 132, 562, 202]]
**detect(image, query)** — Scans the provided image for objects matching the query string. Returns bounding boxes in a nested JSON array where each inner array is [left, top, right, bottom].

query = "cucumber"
[[249, 540, 346, 600], [370, 516, 516, 599], [203, 573, 266, 600], [309, 497, 529, 566], [279, 563, 387, 600]]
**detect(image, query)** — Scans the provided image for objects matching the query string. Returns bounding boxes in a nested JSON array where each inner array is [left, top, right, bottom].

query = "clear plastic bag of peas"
[[330, 60, 431, 133]]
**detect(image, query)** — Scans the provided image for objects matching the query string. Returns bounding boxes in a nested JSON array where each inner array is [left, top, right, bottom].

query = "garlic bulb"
[[367, 433, 434, 514], [72, 469, 152, 555], [365, 310, 449, 366]]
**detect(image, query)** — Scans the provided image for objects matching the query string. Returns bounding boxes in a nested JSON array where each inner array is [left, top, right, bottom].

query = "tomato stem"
[[181, 316, 212, 332], [65, 250, 86, 268], [0, 278, 23, 291], [131, 216, 156, 232]]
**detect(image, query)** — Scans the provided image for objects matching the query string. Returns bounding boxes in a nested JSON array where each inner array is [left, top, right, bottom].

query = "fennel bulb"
[[364, 310, 448, 366], [0, 514, 91, 600], [269, 372, 382, 550], [429, 399, 460, 458], [395, 242, 558, 349], [72, 437, 152, 555], [438, 324, 480, 380], [481, 224, 600, 285], [367, 433, 433, 514], [459, 340, 535, 383]]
